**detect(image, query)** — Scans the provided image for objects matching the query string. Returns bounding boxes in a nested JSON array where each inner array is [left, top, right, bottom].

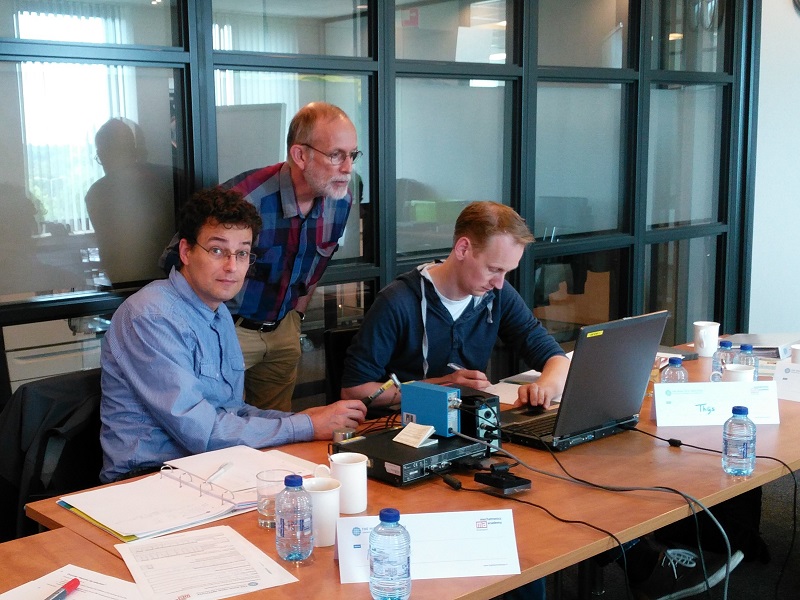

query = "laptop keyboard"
[[505, 413, 557, 437]]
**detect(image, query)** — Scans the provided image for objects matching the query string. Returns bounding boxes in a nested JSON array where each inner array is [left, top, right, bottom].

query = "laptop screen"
[[552, 310, 669, 440]]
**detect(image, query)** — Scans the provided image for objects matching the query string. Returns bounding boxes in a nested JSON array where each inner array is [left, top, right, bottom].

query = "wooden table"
[[0, 527, 134, 593], [22, 356, 800, 599]]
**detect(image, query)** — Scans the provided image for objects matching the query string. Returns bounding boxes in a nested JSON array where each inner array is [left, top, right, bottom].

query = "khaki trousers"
[[236, 310, 302, 412]]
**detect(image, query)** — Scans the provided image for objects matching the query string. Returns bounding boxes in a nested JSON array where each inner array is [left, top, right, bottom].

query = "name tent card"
[[653, 380, 780, 426], [773, 360, 800, 402]]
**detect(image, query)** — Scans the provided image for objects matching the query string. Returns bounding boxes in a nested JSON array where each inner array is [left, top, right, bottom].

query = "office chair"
[[323, 325, 361, 404], [0, 368, 103, 540], [323, 325, 396, 420]]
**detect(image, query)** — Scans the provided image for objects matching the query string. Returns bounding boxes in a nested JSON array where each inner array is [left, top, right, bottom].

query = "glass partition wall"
[[0, 0, 757, 398]]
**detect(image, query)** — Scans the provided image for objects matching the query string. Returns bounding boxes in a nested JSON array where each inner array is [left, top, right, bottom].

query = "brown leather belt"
[[233, 315, 282, 333]]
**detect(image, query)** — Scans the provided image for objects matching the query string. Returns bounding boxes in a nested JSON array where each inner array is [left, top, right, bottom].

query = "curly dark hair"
[[178, 186, 262, 245]]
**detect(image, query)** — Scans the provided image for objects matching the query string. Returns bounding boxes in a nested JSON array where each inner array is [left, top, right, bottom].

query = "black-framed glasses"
[[195, 242, 256, 265], [301, 143, 362, 165]]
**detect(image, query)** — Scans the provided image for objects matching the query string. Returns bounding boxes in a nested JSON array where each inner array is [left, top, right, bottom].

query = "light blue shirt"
[[99, 268, 313, 482]]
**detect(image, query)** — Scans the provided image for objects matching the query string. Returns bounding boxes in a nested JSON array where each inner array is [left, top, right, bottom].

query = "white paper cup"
[[693, 321, 720, 358], [791, 344, 800, 364], [722, 364, 755, 382], [256, 469, 294, 529], [315, 452, 368, 514], [304, 477, 341, 547]]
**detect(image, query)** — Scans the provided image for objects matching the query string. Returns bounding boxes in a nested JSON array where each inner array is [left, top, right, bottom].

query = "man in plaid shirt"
[[226, 102, 359, 412]]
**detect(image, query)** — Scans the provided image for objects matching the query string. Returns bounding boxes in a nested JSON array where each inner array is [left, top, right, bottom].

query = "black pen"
[[44, 578, 80, 600]]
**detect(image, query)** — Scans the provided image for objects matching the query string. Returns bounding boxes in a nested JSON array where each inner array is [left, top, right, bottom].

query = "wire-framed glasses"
[[195, 242, 256, 265], [301, 143, 362, 165]]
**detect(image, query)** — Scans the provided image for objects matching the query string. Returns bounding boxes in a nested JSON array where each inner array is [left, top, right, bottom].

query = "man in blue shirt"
[[163, 102, 359, 413], [100, 187, 366, 483]]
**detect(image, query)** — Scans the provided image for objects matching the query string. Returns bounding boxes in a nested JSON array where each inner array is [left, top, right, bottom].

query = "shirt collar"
[[168, 267, 224, 326], [278, 162, 324, 219]]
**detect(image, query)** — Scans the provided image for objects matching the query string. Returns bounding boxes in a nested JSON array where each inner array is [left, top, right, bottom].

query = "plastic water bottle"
[[369, 508, 411, 600], [722, 406, 756, 476], [660, 356, 689, 383], [710, 340, 736, 382], [735, 344, 759, 380], [275, 474, 313, 561]]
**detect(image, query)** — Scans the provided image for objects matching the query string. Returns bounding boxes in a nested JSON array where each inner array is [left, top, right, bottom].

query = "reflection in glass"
[[0, 61, 183, 301], [652, 0, 727, 72], [295, 281, 375, 401], [395, 0, 510, 63], [535, 83, 624, 240], [214, 71, 370, 262], [2, 0, 178, 46], [533, 249, 623, 344], [212, 0, 368, 57], [538, 0, 629, 68], [395, 77, 507, 256], [644, 237, 717, 345], [647, 84, 722, 229]]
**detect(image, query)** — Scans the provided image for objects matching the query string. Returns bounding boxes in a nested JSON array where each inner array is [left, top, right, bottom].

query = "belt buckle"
[[259, 321, 278, 332]]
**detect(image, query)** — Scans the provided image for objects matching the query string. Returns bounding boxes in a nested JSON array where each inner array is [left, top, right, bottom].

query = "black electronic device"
[[451, 386, 501, 452], [332, 428, 487, 486]]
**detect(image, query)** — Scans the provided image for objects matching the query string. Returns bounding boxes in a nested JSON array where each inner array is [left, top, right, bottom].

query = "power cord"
[[455, 430, 732, 599], [626, 425, 799, 600]]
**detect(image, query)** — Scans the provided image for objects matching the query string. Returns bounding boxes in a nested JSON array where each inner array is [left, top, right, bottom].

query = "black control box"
[[452, 386, 501, 453]]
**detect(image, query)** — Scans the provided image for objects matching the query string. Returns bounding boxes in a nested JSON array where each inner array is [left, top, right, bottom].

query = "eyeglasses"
[[301, 143, 362, 165], [195, 242, 256, 265]]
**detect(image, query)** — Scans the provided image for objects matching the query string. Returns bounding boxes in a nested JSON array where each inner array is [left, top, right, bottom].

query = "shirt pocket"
[[198, 360, 221, 381]]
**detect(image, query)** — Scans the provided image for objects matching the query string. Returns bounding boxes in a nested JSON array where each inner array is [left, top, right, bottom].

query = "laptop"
[[500, 310, 669, 451]]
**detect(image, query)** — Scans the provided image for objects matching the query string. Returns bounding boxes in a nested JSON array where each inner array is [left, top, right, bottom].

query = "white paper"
[[0, 564, 141, 600], [654, 380, 780, 426], [165, 446, 317, 496], [336, 509, 519, 584], [488, 354, 572, 405], [61, 474, 246, 539], [772, 360, 800, 402], [116, 526, 297, 600], [393, 422, 436, 448]]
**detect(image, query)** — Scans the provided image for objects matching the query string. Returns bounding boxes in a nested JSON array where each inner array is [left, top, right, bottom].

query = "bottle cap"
[[379, 507, 400, 523], [720, 340, 733, 348], [668, 356, 682, 366], [740, 344, 753, 351], [284, 474, 303, 487], [732, 405, 749, 416]]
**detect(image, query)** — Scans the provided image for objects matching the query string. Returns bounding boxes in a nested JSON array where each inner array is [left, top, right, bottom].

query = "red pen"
[[43, 578, 80, 600]]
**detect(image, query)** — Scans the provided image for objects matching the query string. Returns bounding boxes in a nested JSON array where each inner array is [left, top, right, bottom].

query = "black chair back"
[[0, 368, 102, 539]]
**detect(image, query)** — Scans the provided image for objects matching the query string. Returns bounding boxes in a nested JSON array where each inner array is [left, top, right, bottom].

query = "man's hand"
[[512, 355, 570, 409], [428, 368, 490, 390], [302, 400, 367, 440]]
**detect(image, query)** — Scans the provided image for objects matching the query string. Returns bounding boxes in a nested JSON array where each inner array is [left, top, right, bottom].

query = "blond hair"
[[453, 201, 534, 250]]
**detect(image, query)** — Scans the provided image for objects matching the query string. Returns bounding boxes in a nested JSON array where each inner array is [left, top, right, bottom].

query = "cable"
[[456, 430, 735, 599], [626, 425, 799, 600], [432, 462, 635, 600]]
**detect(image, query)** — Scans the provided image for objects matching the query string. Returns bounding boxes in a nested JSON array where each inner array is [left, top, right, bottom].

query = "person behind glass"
[[100, 186, 366, 483], [162, 102, 359, 413], [85, 117, 176, 286], [341, 200, 571, 409]]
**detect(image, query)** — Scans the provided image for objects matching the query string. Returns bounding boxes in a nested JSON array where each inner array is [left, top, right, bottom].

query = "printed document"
[[116, 526, 297, 600], [0, 564, 141, 600]]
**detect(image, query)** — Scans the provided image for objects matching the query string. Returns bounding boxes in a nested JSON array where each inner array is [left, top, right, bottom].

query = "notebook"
[[500, 310, 668, 451]]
